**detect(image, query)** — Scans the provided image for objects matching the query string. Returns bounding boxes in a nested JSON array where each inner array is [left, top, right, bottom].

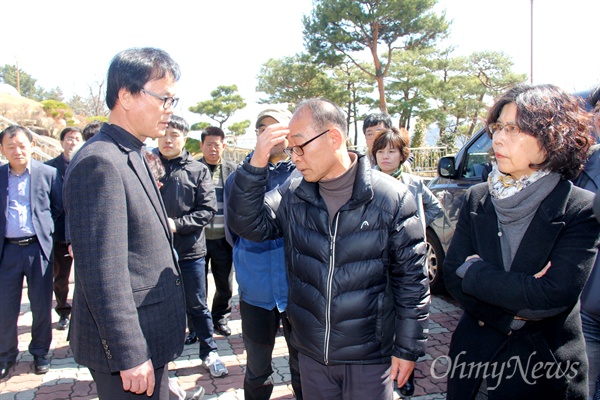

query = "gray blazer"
[[0, 159, 62, 263], [63, 123, 186, 373]]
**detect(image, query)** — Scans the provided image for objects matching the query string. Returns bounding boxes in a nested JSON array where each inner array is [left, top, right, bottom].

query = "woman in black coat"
[[444, 84, 599, 400]]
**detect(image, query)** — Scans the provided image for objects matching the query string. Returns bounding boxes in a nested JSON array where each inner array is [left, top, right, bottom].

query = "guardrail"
[[222, 145, 448, 178]]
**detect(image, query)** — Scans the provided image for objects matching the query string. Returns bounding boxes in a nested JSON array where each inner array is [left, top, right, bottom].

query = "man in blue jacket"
[[224, 106, 302, 399]]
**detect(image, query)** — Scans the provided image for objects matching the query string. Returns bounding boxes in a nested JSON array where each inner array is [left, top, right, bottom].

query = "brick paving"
[[0, 273, 462, 400]]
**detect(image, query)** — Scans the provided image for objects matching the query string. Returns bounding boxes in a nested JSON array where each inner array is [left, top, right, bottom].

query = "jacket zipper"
[[324, 213, 340, 365]]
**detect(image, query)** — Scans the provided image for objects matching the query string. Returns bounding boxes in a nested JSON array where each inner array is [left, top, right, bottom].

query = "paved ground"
[[0, 272, 462, 400]]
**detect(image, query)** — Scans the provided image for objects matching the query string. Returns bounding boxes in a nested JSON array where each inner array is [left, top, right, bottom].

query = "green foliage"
[[188, 85, 247, 128], [191, 121, 211, 132], [1, 64, 41, 100], [303, 0, 449, 111], [423, 50, 526, 150], [185, 137, 201, 155], [227, 120, 251, 137], [87, 116, 108, 123], [256, 53, 346, 105], [411, 119, 426, 148], [41, 100, 74, 123]]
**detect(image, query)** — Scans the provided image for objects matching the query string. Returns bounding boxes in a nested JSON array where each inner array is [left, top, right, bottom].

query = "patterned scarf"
[[488, 163, 550, 199]]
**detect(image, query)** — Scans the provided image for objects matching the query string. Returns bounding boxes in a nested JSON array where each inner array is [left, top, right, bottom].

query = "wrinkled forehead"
[[288, 112, 313, 141]]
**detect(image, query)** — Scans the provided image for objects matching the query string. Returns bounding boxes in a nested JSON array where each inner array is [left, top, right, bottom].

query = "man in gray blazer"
[[63, 47, 186, 399], [0, 125, 62, 380]]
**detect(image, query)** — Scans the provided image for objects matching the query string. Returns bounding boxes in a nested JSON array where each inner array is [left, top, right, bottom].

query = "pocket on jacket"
[[132, 286, 165, 308]]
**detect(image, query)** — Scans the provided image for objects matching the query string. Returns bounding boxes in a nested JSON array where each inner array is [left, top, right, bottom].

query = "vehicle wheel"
[[426, 230, 446, 294]]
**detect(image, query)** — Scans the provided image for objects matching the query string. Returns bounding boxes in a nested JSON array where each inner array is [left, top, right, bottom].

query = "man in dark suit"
[[45, 126, 83, 331], [63, 47, 186, 399], [0, 125, 62, 380]]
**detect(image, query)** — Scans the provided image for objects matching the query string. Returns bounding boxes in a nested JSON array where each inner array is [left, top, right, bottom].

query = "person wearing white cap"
[[224, 105, 303, 399]]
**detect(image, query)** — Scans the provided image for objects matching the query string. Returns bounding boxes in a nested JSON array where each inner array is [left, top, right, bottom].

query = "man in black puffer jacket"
[[227, 98, 429, 399]]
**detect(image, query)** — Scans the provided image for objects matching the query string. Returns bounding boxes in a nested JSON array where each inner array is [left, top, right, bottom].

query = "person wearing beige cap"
[[224, 105, 303, 400]]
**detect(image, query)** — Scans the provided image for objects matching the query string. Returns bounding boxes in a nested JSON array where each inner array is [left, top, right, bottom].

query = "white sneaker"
[[201, 351, 228, 378]]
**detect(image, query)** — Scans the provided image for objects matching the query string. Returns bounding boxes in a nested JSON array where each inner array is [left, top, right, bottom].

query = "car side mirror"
[[438, 156, 457, 178]]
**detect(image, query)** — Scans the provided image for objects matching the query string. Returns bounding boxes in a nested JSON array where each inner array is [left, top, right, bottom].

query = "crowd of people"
[[0, 46, 599, 400]]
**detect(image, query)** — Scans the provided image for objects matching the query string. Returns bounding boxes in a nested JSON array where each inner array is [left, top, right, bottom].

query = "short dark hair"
[[106, 47, 181, 110], [294, 98, 348, 138], [201, 126, 225, 142], [82, 121, 103, 141], [371, 127, 410, 165], [363, 112, 392, 135], [168, 115, 189, 136], [59, 126, 82, 141], [589, 85, 600, 109], [487, 84, 593, 180], [0, 125, 33, 145]]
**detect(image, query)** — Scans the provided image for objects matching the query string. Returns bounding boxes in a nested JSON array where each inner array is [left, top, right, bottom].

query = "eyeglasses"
[[284, 129, 330, 157], [487, 122, 521, 137], [142, 89, 179, 109]]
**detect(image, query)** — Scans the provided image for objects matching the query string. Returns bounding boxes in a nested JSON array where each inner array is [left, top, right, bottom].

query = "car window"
[[462, 132, 492, 179]]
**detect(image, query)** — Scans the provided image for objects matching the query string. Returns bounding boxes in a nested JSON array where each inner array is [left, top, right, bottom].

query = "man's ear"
[[118, 87, 134, 110], [329, 128, 345, 150]]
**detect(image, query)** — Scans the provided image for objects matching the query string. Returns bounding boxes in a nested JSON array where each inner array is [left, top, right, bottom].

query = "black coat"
[[227, 153, 429, 365], [155, 149, 217, 261], [444, 180, 599, 400], [45, 154, 68, 242]]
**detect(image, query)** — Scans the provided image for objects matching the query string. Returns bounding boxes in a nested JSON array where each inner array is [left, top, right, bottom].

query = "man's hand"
[[168, 217, 177, 233], [390, 356, 415, 387], [120, 359, 155, 396], [250, 123, 289, 168]]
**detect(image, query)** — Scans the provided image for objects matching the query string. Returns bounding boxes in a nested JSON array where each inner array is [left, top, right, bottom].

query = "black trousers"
[[240, 300, 303, 400], [205, 237, 233, 326], [52, 241, 73, 317], [90, 364, 169, 400], [298, 352, 393, 399]]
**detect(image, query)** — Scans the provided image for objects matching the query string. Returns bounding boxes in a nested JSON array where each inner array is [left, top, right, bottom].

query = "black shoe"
[[0, 360, 16, 380], [57, 316, 70, 331], [399, 370, 415, 397], [33, 355, 50, 374], [184, 332, 198, 345], [214, 323, 231, 337]]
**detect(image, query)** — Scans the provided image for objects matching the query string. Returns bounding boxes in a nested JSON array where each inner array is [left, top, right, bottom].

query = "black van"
[[425, 89, 594, 294]]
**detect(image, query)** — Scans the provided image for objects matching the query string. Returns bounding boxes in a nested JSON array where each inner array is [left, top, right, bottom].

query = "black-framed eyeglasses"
[[284, 129, 330, 157], [142, 89, 179, 109]]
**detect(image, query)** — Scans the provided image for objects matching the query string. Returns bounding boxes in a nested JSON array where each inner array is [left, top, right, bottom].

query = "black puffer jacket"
[[155, 148, 217, 261], [227, 153, 429, 365]]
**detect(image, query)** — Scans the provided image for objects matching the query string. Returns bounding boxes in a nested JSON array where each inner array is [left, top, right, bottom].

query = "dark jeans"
[[240, 301, 303, 400], [298, 352, 393, 399], [0, 241, 52, 362], [179, 257, 217, 359], [52, 241, 73, 318], [205, 238, 233, 325], [90, 364, 169, 400]]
